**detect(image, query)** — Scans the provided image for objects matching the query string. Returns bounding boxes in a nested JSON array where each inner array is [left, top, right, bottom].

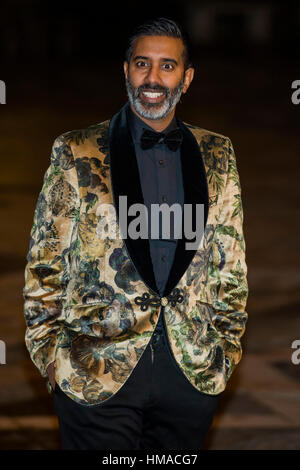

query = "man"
[[23, 17, 249, 450]]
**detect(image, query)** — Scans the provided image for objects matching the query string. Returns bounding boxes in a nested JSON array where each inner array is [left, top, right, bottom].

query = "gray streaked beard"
[[125, 75, 185, 120]]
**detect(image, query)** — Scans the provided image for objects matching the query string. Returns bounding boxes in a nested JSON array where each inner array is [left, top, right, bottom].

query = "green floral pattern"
[[23, 120, 248, 405]]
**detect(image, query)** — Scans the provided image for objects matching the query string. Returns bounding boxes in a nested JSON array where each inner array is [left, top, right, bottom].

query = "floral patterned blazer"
[[23, 101, 249, 406]]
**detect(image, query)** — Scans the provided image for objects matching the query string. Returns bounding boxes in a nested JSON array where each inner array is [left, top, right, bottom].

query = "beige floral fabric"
[[23, 118, 248, 406]]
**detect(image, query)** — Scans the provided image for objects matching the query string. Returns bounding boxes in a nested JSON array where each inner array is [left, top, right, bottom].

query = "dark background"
[[0, 0, 300, 450]]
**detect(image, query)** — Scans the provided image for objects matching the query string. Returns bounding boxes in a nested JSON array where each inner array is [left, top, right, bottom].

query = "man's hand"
[[46, 361, 56, 391]]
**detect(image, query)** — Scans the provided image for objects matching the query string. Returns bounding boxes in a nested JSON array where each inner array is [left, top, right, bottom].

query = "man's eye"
[[136, 61, 147, 67], [162, 63, 174, 70]]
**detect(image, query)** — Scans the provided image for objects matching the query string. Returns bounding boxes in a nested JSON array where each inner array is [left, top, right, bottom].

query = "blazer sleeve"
[[208, 137, 249, 382], [22, 134, 79, 378]]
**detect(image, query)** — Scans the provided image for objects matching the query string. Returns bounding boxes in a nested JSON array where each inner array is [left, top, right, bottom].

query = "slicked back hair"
[[124, 17, 193, 71]]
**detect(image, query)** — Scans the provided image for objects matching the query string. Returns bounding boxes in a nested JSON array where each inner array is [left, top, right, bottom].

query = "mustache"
[[138, 84, 169, 94]]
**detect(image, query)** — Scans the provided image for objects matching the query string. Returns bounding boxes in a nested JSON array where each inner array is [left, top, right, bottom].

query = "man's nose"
[[145, 65, 162, 86]]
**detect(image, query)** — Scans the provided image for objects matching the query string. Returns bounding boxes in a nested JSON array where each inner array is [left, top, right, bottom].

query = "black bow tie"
[[140, 127, 183, 151]]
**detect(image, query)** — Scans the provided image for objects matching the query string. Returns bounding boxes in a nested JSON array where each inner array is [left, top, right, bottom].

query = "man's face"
[[123, 35, 194, 120]]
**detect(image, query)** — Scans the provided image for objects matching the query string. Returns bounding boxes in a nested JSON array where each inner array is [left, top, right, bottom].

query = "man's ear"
[[182, 67, 194, 94], [123, 61, 129, 79]]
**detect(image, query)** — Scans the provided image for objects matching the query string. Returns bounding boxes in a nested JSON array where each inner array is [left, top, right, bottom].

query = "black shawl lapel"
[[108, 102, 158, 295], [108, 101, 209, 298]]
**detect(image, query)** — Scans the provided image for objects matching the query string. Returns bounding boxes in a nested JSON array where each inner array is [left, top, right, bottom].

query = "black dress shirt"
[[126, 104, 184, 297]]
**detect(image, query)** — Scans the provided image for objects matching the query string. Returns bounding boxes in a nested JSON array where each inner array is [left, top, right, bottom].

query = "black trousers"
[[53, 322, 221, 450]]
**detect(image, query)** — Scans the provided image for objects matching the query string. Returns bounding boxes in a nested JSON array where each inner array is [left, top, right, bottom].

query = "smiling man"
[[124, 33, 194, 127], [23, 18, 249, 450]]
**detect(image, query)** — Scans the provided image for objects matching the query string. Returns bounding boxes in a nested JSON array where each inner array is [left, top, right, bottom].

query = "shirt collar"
[[126, 102, 179, 145]]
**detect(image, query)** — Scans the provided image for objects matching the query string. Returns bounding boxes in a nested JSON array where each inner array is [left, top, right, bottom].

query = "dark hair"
[[124, 17, 193, 70]]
